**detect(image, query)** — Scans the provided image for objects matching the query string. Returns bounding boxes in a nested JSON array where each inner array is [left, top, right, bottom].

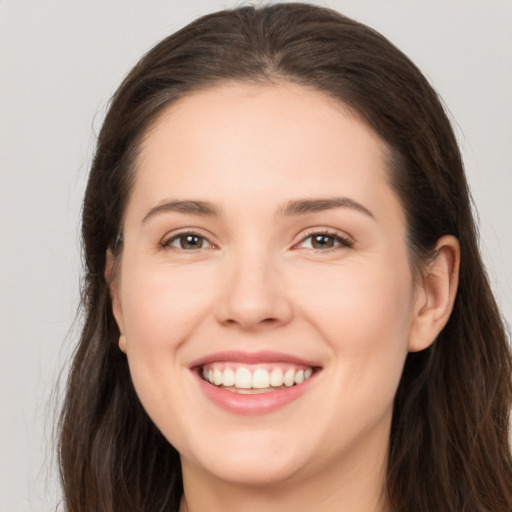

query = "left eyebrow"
[[277, 197, 375, 219]]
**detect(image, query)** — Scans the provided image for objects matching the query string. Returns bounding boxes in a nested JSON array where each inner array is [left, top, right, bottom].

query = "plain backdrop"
[[1, 1, 511, 510]]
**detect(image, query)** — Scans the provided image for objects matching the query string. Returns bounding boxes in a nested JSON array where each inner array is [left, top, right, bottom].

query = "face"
[[110, 82, 424, 489]]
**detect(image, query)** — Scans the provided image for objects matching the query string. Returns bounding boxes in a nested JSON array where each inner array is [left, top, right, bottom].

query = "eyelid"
[[292, 228, 354, 250], [159, 226, 353, 251], [160, 228, 217, 250]]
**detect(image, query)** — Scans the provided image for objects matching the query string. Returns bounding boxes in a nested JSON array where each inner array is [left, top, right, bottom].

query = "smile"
[[201, 363, 314, 393], [191, 352, 321, 415]]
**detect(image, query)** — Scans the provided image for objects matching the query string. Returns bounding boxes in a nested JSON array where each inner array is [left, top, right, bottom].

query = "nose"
[[215, 250, 293, 331]]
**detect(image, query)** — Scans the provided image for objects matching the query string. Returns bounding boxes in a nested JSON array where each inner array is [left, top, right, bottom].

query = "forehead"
[[128, 82, 402, 226]]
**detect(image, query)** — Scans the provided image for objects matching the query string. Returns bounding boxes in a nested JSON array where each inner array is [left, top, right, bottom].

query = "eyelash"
[[294, 230, 354, 252], [161, 231, 215, 251], [161, 229, 353, 252]]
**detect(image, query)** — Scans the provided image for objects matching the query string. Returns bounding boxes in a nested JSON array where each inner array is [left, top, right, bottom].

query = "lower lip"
[[194, 371, 318, 415]]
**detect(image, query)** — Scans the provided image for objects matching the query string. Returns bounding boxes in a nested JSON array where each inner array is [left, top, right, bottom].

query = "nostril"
[[214, 268, 293, 329], [222, 315, 283, 329]]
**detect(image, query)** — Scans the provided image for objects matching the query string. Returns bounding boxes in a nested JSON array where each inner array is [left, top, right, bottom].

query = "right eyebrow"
[[141, 199, 222, 224]]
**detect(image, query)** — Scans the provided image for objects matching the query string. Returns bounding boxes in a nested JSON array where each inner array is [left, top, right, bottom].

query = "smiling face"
[[109, 82, 428, 496]]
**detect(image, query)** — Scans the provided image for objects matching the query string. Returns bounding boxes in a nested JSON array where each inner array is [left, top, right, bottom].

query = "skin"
[[108, 82, 459, 512]]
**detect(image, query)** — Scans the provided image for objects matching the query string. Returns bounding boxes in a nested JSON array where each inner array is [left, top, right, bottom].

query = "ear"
[[105, 249, 127, 353], [408, 235, 460, 352]]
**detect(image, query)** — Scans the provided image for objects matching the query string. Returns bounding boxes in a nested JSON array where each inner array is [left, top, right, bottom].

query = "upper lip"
[[189, 350, 321, 369]]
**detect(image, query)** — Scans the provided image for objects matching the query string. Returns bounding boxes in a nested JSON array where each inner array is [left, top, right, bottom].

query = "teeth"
[[283, 369, 295, 387], [213, 368, 223, 386], [270, 368, 284, 386], [202, 364, 315, 390], [223, 368, 235, 386], [235, 367, 252, 389], [252, 368, 270, 388]]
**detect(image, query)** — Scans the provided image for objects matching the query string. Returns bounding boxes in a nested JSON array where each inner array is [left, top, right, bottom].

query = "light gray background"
[[1, 1, 511, 510]]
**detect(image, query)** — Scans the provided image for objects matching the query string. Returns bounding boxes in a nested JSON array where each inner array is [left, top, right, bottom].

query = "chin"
[[179, 428, 308, 486]]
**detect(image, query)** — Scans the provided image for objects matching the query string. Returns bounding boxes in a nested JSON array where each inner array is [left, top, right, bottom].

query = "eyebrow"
[[142, 200, 222, 223], [142, 196, 374, 224], [278, 197, 374, 219]]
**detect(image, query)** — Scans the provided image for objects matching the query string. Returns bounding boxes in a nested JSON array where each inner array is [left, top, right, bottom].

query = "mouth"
[[199, 363, 316, 394], [190, 351, 321, 415]]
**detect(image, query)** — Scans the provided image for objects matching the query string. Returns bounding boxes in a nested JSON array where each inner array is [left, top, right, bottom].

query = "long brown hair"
[[59, 3, 512, 511]]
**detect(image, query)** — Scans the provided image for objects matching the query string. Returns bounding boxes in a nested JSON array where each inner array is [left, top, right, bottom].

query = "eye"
[[161, 232, 214, 250], [296, 231, 353, 250]]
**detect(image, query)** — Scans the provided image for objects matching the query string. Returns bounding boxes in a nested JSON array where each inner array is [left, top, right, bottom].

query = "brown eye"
[[311, 234, 336, 249], [180, 234, 204, 249], [163, 233, 209, 250], [296, 232, 353, 250]]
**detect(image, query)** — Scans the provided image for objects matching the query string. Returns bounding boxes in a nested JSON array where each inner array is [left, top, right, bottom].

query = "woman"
[[58, 3, 512, 511]]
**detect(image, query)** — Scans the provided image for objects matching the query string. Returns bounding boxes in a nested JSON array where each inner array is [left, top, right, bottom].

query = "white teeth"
[[270, 368, 284, 386], [222, 368, 235, 386], [283, 369, 295, 387], [213, 368, 223, 386], [252, 368, 270, 388], [235, 367, 252, 389], [202, 364, 315, 390]]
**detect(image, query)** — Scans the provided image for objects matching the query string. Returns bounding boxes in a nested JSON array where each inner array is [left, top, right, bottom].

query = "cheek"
[[117, 261, 217, 419], [121, 262, 214, 352], [117, 262, 216, 437], [295, 257, 414, 392], [301, 256, 413, 333]]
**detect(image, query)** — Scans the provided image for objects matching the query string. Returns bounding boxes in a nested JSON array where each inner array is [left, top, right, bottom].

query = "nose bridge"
[[216, 243, 292, 329]]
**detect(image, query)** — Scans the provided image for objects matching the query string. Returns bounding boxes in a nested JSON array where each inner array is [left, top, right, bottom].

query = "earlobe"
[[408, 235, 460, 352], [118, 334, 127, 353], [105, 249, 126, 350]]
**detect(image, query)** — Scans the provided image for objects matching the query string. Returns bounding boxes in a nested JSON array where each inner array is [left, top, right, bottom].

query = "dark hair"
[[59, 3, 512, 511]]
